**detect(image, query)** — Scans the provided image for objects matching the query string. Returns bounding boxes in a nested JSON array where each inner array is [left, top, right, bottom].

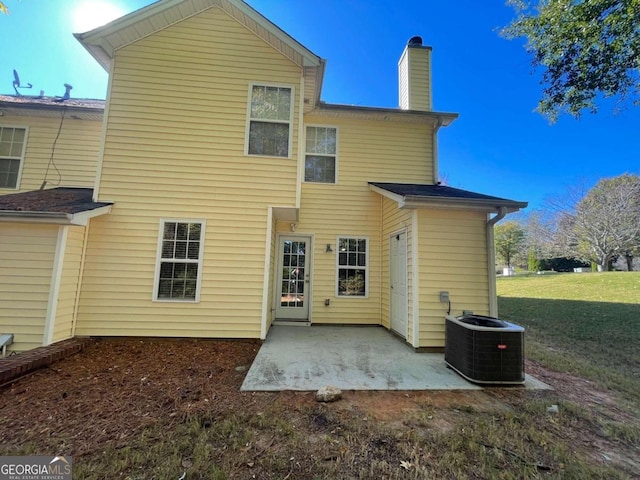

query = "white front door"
[[275, 236, 311, 320], [390, 232, 407, 337]]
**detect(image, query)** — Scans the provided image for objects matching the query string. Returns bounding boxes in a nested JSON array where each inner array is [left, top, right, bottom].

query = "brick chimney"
[[398, 36, 432, 111]]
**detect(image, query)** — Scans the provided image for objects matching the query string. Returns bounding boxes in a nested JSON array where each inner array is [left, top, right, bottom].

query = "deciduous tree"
[[495, 221, 526, 268], [572, 173, 640, 269], [503, 0, 640, 121]]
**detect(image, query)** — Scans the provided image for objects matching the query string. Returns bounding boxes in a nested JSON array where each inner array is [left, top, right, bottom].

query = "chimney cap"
[[407, 36, 423, 46]]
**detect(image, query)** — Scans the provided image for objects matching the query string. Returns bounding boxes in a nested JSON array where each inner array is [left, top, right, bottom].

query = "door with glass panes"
[[275, 236, 311, 320]]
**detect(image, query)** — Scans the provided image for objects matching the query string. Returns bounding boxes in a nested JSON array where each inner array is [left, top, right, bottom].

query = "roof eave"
[[0, 100, 104, 116], [0, 204, 112, 226], [316, 103, 458, 126], [402, 195, 528, 213]]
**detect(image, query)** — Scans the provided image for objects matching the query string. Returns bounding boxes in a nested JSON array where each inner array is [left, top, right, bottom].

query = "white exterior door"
[[275, 236, 311, 320], [390, 232, 407, 337]]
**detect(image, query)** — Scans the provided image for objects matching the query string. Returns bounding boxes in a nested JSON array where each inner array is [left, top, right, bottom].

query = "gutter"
[[316, 102, 458, 126], [402, 196, 526, 212], [432, 118, 443, 184], [488, 206, 508, 226]]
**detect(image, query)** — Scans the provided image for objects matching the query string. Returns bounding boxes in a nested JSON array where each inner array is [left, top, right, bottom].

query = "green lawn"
[[498, 272, 640, 402]]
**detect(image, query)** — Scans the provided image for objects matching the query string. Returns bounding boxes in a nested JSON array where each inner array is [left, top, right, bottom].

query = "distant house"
[[0, 0, 526, 353]]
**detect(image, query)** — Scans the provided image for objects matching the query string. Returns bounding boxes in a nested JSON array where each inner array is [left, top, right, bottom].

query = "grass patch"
[[15, 401, 631, 479], [498, 272, 640, 402]]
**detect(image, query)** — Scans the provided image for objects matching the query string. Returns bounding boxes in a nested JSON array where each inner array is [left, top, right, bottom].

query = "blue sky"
[[1, 0, 638, 210]]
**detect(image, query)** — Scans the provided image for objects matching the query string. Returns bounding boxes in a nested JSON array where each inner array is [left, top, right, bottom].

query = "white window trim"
[[303, 124, 338, 184], [0, 125, 29, 190], [244, 82, 295, 159], [152, 218, 206, 303], [335, 235, 369, 298]]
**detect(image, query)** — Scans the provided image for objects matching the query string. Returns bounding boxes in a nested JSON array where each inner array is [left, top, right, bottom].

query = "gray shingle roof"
[[0, 187, 111, 214], [0, 95, 105, 109], [369, 182, 527, 210]]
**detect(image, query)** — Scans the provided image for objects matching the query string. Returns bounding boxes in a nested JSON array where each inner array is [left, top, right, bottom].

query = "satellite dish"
[[12, 69, 33, 96]]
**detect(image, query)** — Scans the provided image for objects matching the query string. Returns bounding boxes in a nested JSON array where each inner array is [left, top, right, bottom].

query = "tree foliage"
[[540, 174, 640, 270], [495, 221, 527, 268], [572, 173, 640, 269], [504, 0, 640, 121]]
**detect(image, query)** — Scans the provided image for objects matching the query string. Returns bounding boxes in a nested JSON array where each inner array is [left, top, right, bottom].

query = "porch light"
[[325, 244, 333, 253]]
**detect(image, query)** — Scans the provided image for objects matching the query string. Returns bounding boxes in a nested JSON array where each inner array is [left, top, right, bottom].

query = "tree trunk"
[[625, 255, 633, 271], [598, 254, 611, 271]]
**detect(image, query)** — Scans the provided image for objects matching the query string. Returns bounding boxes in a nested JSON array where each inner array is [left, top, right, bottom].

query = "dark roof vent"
[[408, 36, 423, 46]]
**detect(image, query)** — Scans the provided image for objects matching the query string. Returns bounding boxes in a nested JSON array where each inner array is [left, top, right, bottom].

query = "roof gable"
[[75, 0, 322, 70], [75, 0, 324, 110]]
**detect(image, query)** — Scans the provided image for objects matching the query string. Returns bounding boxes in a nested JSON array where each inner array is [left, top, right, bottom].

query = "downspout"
[[487, 207, 507, 317], [431, 118, 443, 184], [379, 194, 383, 329]]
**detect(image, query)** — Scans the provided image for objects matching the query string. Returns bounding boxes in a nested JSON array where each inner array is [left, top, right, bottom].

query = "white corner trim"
[[411, 209, 420, 348], [296, 75, 305, 207], [260, 206, 274, 339], [43, 226, 68, 346]]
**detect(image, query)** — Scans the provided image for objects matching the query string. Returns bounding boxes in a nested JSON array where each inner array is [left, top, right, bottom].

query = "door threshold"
[[272, 320, 310, 327]]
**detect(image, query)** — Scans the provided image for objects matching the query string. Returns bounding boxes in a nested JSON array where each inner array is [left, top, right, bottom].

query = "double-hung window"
[[0, 126, 27, 189], [336, 237, 368, 297], [154, 220, 205, 302], [305, 126, 337, 183], [247, 84, 292, 157]]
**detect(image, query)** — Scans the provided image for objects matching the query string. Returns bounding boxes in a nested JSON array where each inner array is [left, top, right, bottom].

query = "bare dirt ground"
[[0, 338, 637, 478]]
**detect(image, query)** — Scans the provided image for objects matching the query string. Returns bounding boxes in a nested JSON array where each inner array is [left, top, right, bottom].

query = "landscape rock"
[[316, 385, 342, 402], [547, 404, 559, 414]]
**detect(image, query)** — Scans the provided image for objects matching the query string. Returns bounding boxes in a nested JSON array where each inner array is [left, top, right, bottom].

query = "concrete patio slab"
[[241, 325, 549, 391]]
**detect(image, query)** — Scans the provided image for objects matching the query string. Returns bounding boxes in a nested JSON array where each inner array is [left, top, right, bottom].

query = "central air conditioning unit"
[[445, 314, 525, 385]]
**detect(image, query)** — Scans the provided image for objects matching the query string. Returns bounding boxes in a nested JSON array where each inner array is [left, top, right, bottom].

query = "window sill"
[[152, 298, 200, 304], [245, 153, 292, 160]]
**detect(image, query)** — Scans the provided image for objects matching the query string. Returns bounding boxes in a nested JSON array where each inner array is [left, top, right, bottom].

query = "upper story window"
[[305, 126, 337, 183], [0, 126, 27, 189], [247, 84, 293, 158], [154, 220, 205, 302]]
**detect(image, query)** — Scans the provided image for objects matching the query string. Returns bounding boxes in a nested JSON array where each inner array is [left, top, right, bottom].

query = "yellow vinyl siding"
[[407, 48, 432, 111], [399, 47, 432, 111], [0, 223, 57, 352], [416, 208, 489, 347], [380, 197, 414, 340], [0, 115, 101, 193], [52, 226, 85, 343], [77, 6, 301, 339], [298, 115, 433, 325]]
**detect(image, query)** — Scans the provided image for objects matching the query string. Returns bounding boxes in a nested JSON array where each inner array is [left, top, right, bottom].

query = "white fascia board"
[[68, 205, 113, 226], [369, 185, 404, 204]]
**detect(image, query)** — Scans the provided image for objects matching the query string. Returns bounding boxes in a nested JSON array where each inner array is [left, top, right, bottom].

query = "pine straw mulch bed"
[[0, 338, 266, 457]]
